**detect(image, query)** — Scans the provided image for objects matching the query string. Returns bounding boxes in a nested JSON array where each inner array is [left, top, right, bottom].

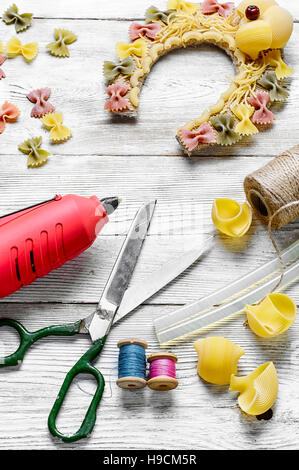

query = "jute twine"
[[244, 145, 299, 230], [244, 146, 299, 293]]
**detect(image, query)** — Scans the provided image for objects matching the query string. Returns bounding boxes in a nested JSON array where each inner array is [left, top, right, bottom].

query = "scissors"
[[0, 201, 208, 442]]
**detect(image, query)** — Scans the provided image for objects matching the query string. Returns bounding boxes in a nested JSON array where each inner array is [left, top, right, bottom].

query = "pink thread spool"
[[147, 353, 178, 391]]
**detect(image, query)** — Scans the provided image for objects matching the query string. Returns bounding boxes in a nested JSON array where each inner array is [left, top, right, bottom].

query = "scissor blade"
[[87, 201, 156, 341], [113, 238, 212, 324]]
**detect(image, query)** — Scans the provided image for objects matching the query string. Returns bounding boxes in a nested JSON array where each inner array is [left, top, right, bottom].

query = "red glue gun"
[[0, 194, 120, 299]]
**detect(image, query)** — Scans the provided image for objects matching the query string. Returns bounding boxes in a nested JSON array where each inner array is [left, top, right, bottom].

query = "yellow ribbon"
[[116, 39, 147, 60], [6, 37, 38, 62], [232, 103, 259, 136]]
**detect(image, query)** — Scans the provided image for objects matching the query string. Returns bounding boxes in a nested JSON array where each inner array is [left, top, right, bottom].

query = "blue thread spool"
[[117, 339, 148, 389]]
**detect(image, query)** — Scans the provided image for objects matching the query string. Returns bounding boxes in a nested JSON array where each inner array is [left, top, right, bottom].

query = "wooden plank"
[[7, 0, 299, 21], [0, 303, 298, 449], [0, 154, 297, 304], [0, 20, 298, 157]]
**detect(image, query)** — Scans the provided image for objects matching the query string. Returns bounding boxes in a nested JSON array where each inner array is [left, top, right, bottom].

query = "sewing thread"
[[147, 352, 178, 391], [117, 339, 148, 390]]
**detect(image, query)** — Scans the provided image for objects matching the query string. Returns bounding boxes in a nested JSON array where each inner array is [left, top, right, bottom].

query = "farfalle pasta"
[[212, 198, 252, 237], [46, 29, 77, 58], [0, 43, 6, 79], [0, 101, 20, 133], [2, 4, 33, 33], [230, 362, 278, 415], [18, 136, 50, 168], [194, 336, 245, 385], [6, 36, 38, 62], [105, 82, 130, 112], [103, 57, 135, 81], [41, 112, 72, 143], [246, 293, 296, 338], [247, 91, 275, 125], [27, 88, 55, 118], [104, 0, 293, 155]]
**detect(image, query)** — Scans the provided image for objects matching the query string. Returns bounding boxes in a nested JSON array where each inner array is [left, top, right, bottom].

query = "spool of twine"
[[244, 146, 299, 230]]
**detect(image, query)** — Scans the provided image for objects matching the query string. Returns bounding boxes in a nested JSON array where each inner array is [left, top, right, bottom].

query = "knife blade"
[[87, 200, 156, 342], [113, 236, 213, 324]]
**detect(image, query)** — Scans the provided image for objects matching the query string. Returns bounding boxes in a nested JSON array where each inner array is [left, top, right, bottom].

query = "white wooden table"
[[0, 0, 298, 450]]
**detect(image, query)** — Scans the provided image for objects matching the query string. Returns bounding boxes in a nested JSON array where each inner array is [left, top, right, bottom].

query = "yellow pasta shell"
[[236, 20, 272, 59], [246, 293, 296, 338], [230, 362, 278, 416], [263, 5, 293, 49], [194, 336, 245, 385], [212, 199, 252, 238]]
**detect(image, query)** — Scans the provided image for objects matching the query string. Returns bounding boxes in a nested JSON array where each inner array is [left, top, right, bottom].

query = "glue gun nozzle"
[[101, 197, 121, 215]]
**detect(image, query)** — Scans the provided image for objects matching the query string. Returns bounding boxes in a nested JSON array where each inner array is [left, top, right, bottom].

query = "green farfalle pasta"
[[145, 5, 175, 24], [103, 57, 135, 80], [2, 3, 33, 33], [210, 114, 241, 146], [258, 71, 289, 102], [18, 136, 50, 168], [46, 29, 77, 58]]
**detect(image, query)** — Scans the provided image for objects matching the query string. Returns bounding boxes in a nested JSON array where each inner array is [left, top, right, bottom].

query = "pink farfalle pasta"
[[179, 123, 216, 151], [105, 82, 130, 112], [27, 88, 55, 118], [0, 101, 20, 133], [129, 22, 162, 41], [202, 0, 234, 18], [247, 91, 275, 125], [0, 54, 6, 79]]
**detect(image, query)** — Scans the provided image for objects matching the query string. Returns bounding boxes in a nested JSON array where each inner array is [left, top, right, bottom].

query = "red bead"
[[245, 5, 260, 20]]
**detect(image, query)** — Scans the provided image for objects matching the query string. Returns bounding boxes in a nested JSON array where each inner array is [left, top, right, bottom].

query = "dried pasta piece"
[[27, 88, 55, 118], [0, 51, 6, 79], [103, 57, 135, 81], [2, 3, 33, 33], [145, 5, 175, 24], [258, 70, 289, 102], [246, 293, 296, 338], [201, 0, 234, 18], [212, 199, 252, 237], [179, 123, 216, 151], [210, 114, 241, 146], [167, 0, 198, 15], [230, 362, 278, 416], [116, 39, 147, 60], [232, 104, 259, 136], [41, 112, 72, 143], [18, 136, 50, 168], [129, 22, 162, 41], [264, 50, 294, 80], [46, 29, 77, 58], [194, 336, 245, 385], [247, 91, 275, 125], [0, 101, 20, 133], [6, 36, 38, 62], [105, 82, 130, 112]]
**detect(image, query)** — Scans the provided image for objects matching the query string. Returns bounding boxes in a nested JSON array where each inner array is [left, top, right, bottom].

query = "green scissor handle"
[[0, 318, 81, 368], [48, 335, 107, 443]]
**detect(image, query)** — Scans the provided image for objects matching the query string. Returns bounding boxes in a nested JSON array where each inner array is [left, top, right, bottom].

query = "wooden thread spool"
[[117, 339, 148, 390], [147, 352, 178, 391]]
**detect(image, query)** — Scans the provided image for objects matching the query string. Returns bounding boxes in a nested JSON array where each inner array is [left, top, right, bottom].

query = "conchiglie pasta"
[[212, 199, 252, 237], [230, 362, 278, 416], [194, 336, 245, 385], [246, 293, 296, 338]]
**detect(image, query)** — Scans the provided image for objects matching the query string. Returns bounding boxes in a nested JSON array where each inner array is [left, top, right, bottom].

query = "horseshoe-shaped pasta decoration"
[[103, 0, 293, 155]]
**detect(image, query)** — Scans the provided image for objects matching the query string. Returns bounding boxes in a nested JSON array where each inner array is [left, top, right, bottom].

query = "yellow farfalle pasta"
[[212, 198, 252, 237], [264, 50, 294, 80], [194, 336, 245, 385], [232, 104, 259, 136], [230, 362, 278, 416], [246, 293, 296, 338], [0, 41, 3, 54], [6, 37, 38, 62], [167, 0, 198, 15], [116, 39, 147, 60], [41, 112, 72, 143]]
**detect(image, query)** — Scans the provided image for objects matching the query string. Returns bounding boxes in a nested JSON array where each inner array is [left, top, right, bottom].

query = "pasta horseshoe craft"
[[104, 0, 293, 155]]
